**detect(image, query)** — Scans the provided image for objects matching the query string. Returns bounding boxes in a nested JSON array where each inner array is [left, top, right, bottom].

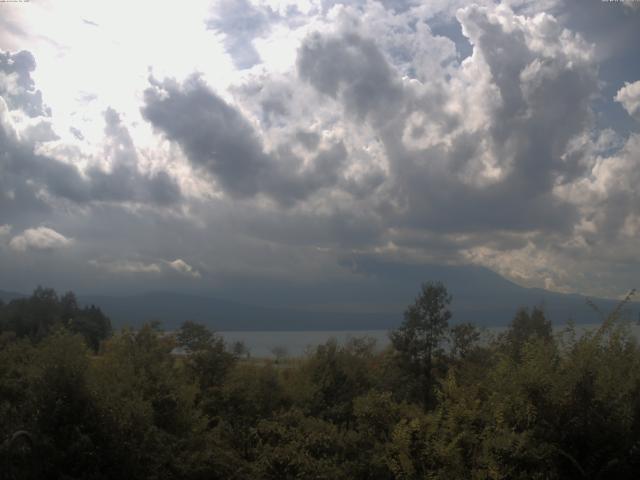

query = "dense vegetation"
[[1, 284, 639, 479]]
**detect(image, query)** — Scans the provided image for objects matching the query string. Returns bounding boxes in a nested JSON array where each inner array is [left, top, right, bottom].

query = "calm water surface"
[[219, 323, 640, 358]]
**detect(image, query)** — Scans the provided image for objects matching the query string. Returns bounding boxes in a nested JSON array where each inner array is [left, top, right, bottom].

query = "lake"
[[219, 330, 391, 358], [219, 322, 640, 358]]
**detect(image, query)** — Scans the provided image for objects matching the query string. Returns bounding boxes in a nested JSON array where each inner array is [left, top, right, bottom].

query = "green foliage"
[[88, 324, 213, 479], [390, 281, 452, 408], [176, 320, 237, 393], [298, 337, 376, 425], [0, 287, 111, 351], [449, 322, 482, 360], [176, 320, 215, 352], [500, 306, 552, 360], [0, 338, 37, 442], [2, 284, 640, 478]]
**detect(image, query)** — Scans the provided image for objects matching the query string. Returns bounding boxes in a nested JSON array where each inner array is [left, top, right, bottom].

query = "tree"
[[176, 320, 214, 353], [271, 345, 288, 364], [232, 340, 250, 358], [0, 288, 111, 351], [86, 323, 216, 479], [449, 322, 481, 360], [501, 306, 552, 359], [302, 338, 374, 426], [390, 281, 452, 409], [176, 321, 236, 394], [68, 304, 112, 351]]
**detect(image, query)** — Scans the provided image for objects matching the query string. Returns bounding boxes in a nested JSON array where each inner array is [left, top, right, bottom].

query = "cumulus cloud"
[[296, 6, 598, 238], [288, 2, 640, 295], [206, 0, 273, 69], [141, 74, 350, 205], [0, 52, 182, 227], [9, 227, 73, 252], [0, 50, 50, 117], [141, 74, 268, 197], [615, 80, 640, 120], [85, 107, 182, 205], [2, 2, 639, 299], [167, 258, 201, 278], [89, 257, 201, 278], [297, 32, 404, 122]]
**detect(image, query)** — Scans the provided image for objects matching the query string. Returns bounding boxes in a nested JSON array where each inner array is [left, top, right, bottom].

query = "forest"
[[1, 283, 640, 479]]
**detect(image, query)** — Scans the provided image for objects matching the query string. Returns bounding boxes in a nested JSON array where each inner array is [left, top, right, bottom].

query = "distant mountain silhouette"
[[78, 292, 393, 331], [2, 263, 637, 330], [0, 290, 25, 303]]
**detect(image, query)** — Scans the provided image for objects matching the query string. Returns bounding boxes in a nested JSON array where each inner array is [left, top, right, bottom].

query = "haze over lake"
[[220, 322, 640, 358]]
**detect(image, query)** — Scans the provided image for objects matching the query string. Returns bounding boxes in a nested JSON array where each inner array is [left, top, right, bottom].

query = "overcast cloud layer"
[[0, 0, 639, 300]]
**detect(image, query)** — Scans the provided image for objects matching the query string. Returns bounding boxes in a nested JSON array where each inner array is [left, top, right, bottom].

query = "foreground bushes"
[[1, 289, 640, 479]]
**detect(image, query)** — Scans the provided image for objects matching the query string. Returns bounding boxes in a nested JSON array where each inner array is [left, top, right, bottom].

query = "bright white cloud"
[[9, 227, 73, 252], [167, 258, 201, 278], [615, 80, 640, 120], [88, 257, 201, 278]]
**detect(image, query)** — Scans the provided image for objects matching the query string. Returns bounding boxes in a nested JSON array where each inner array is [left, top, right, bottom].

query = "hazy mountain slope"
[[4, 263, 637, 330], [0, 290, 26, 303], [79, 292, 394, 331], [78, 263, 638, 330]]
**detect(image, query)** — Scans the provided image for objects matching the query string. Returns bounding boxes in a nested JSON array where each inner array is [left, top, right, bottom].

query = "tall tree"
[[176, 320, 236, 394], [502, 306, 552, 360], [390, 281, 452, 409]]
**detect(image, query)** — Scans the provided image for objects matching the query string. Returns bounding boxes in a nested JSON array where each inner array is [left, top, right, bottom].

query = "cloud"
[[0, 50, 50, 117], [297, 31, 404, 122], [69, 126, 84, 140], [141, 74, 350, 205], [206, 0, 273, 69], [138, 2, 635, 296], [296, 7, 598, 237], [88, 257, 201, 278], [89, 259, 162, 275], [286, 3, 640, 296], [141, 74, 268, 197], [167, 258, 201, 278], [1, 1, 639, 300], [615, 80, 640, 120], [0, 54, 182, 224], [9, 226, 73, 252], [84, 107, 182, 206]]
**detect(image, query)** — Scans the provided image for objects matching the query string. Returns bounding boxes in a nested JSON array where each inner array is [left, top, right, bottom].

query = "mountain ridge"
[[1, 264, 637, 330]]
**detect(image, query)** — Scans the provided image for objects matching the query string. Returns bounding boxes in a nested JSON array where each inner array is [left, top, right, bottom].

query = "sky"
[[0, 0, 639, 303]]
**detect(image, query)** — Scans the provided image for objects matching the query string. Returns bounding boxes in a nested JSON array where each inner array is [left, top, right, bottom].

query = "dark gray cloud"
[[206, 0, 274, 69], [141, 74, 350, 205], [540, 0, 640, 136], [297, 17, 597, 236], [0, 110, 181, 226], [0, 98, 85, 224], [141, 75, 268, 196], [295, 130, 320, 151], [0, 50, 50, 117], [298, 32, 404, 122], [87, 108, 182, 206], [461, 6, 598, 190]]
